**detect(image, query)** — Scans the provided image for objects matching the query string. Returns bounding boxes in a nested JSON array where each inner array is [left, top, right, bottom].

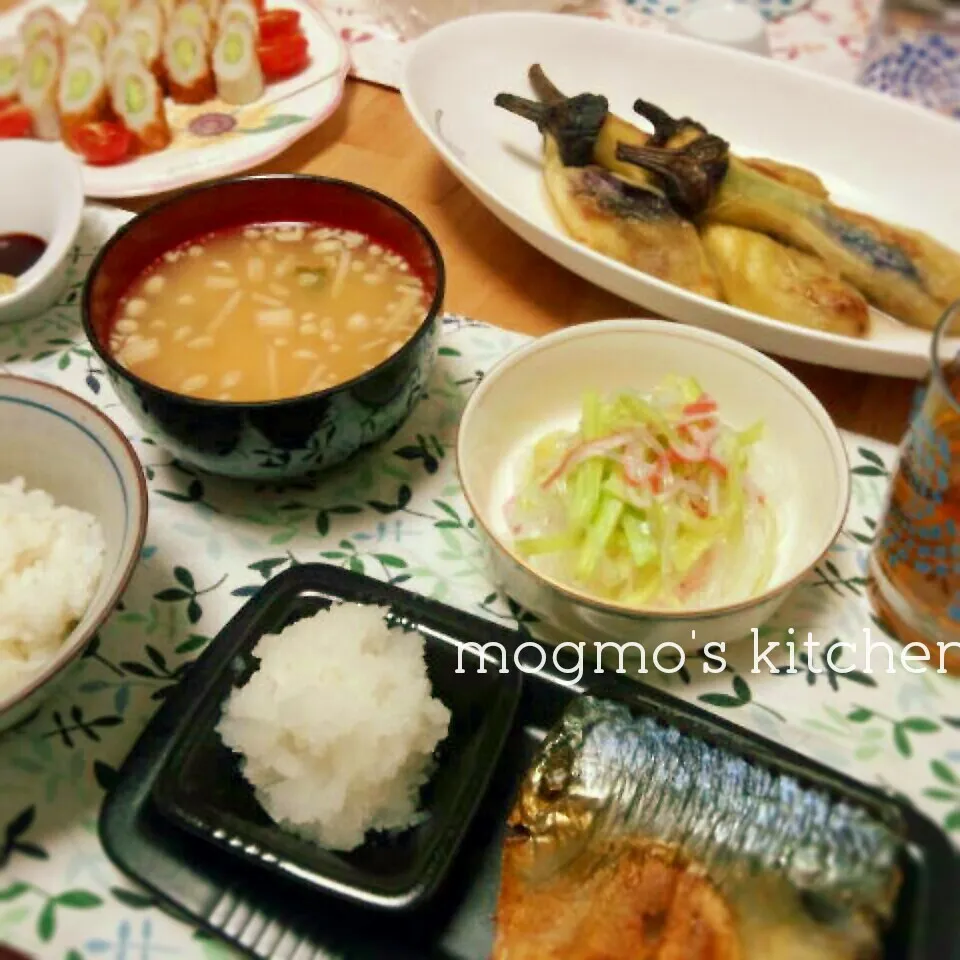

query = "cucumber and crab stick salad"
[[505, 376, 778, 609]]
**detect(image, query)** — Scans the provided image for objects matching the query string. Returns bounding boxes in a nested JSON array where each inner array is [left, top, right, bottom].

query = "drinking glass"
[[856, 0, 960, 119], [869, 301, 960, 675]]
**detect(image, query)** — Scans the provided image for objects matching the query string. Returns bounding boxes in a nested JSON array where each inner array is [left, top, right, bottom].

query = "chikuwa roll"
[[58, 46, 111, 149], [118, 10, 163, 81], [163, 22, 213, 103], [156, 0, 177, 24], [19, 7, 68, 47], [217, 0, 258, 40], [90, 0, 133, 26], [0, 40, 21, 104], [18, 36, 62, 139], [109, 56, 170, 152], [127, 0, 165, 35], [104, 32, 142, 83], [196, 0, 222, 26], [172, 2, 212, 46], [76, 9, 115, 53], [65, 30, 101, 59], [213, 19, 262, 105]]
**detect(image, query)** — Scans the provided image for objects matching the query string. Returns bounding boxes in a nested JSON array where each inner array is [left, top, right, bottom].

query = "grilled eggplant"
[[702, 224, 870, 338], [494, 75, 722, 299], [741, 157, 830, 199], [494, 697, 902, 960], [611, 98, 960, 330], [704, 160, 960, 330]]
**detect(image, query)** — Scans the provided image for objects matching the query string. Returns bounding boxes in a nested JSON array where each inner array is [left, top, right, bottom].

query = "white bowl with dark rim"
[[0, 376, 148, 733], [456, 319, 850, 656]]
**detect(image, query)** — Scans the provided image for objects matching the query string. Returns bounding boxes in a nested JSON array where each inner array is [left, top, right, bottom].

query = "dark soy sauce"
[[0, 233, 47, 278]]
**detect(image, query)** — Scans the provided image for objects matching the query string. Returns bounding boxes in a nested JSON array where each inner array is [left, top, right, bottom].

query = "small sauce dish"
[[0, 142, 84, 324]]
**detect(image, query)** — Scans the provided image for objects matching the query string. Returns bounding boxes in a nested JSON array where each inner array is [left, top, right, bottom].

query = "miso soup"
[[107, 223, 432, 402]]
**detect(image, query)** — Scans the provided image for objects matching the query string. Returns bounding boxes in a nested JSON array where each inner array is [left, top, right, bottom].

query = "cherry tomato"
[[0, 104, 33, 138], [257, 30, 309, 81], [72, 121, 132, 165], [258, 8, 300, 40], [0, 96, 17, 111]]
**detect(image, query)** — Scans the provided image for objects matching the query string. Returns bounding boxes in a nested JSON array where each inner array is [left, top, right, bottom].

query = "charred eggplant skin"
[[493, 91, 609, 167], [494, 70, 722, 299]]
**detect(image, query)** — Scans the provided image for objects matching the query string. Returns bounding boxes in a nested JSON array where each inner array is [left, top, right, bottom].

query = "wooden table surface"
[[0, 10, 921, 445]]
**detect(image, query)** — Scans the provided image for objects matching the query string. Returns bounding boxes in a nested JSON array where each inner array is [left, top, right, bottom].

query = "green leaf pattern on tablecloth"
[[0, 206, 957, 957]]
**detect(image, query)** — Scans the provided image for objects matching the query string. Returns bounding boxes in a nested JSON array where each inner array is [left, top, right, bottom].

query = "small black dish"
[[149, 564, 522, 912]]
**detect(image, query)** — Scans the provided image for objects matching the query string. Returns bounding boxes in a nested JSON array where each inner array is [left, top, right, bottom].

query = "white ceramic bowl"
[[0, 376, 148, 732], [457, 319, 850, 656], [0, 141, 84, 324]]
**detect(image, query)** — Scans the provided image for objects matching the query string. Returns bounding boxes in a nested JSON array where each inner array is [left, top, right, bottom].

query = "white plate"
[[2, 0, 349, 199], [400, 12, 960, 378]]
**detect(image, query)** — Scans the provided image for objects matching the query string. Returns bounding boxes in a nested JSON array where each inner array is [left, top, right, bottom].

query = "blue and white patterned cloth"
[[859, 29, 960, 117]]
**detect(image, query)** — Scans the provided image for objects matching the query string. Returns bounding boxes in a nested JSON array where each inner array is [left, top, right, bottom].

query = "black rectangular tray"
[[99, 564, 960, 960]]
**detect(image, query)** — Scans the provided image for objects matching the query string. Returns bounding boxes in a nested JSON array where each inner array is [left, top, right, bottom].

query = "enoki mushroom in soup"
[[107, 223, 431, 402]]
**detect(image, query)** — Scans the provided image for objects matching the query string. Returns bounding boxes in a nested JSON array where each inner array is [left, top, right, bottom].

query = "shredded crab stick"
[[506, 377, 777, 609]]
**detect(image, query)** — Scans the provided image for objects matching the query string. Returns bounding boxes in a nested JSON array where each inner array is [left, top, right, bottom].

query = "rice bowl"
[[0, 375, 147, 732], [0, 477, 106, 701]]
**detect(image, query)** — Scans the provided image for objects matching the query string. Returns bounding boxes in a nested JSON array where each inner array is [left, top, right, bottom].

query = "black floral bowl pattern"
[[82, 175, 445, 481]]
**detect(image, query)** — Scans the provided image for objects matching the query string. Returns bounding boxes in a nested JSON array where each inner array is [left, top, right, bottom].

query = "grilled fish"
[[702, 224, 870, 338], [493, 697, 902, 960]]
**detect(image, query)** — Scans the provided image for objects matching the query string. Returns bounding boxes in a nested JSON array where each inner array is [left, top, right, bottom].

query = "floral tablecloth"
[[322, 0, 883, 91], [0, 204, 958, 959]]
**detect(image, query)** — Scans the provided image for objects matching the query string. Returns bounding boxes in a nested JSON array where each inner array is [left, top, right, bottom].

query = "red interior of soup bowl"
[[84, 175, 444, 350]]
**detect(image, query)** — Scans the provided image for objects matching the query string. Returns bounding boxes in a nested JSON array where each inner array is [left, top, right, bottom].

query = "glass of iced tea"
[[869, 301, 960, 675]]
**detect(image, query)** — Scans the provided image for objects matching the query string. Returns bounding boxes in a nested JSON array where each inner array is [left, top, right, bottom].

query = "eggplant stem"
[[616, 137, 729, 217], [633, 97, 706, 146], [495, 89, 609, 168], [529, 64, 565, 103], [494, 93, 546, 125]]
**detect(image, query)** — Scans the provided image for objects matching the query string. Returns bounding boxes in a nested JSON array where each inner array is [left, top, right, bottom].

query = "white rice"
[[217, 603, 451, 852], [0, 477, 106, 701]]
